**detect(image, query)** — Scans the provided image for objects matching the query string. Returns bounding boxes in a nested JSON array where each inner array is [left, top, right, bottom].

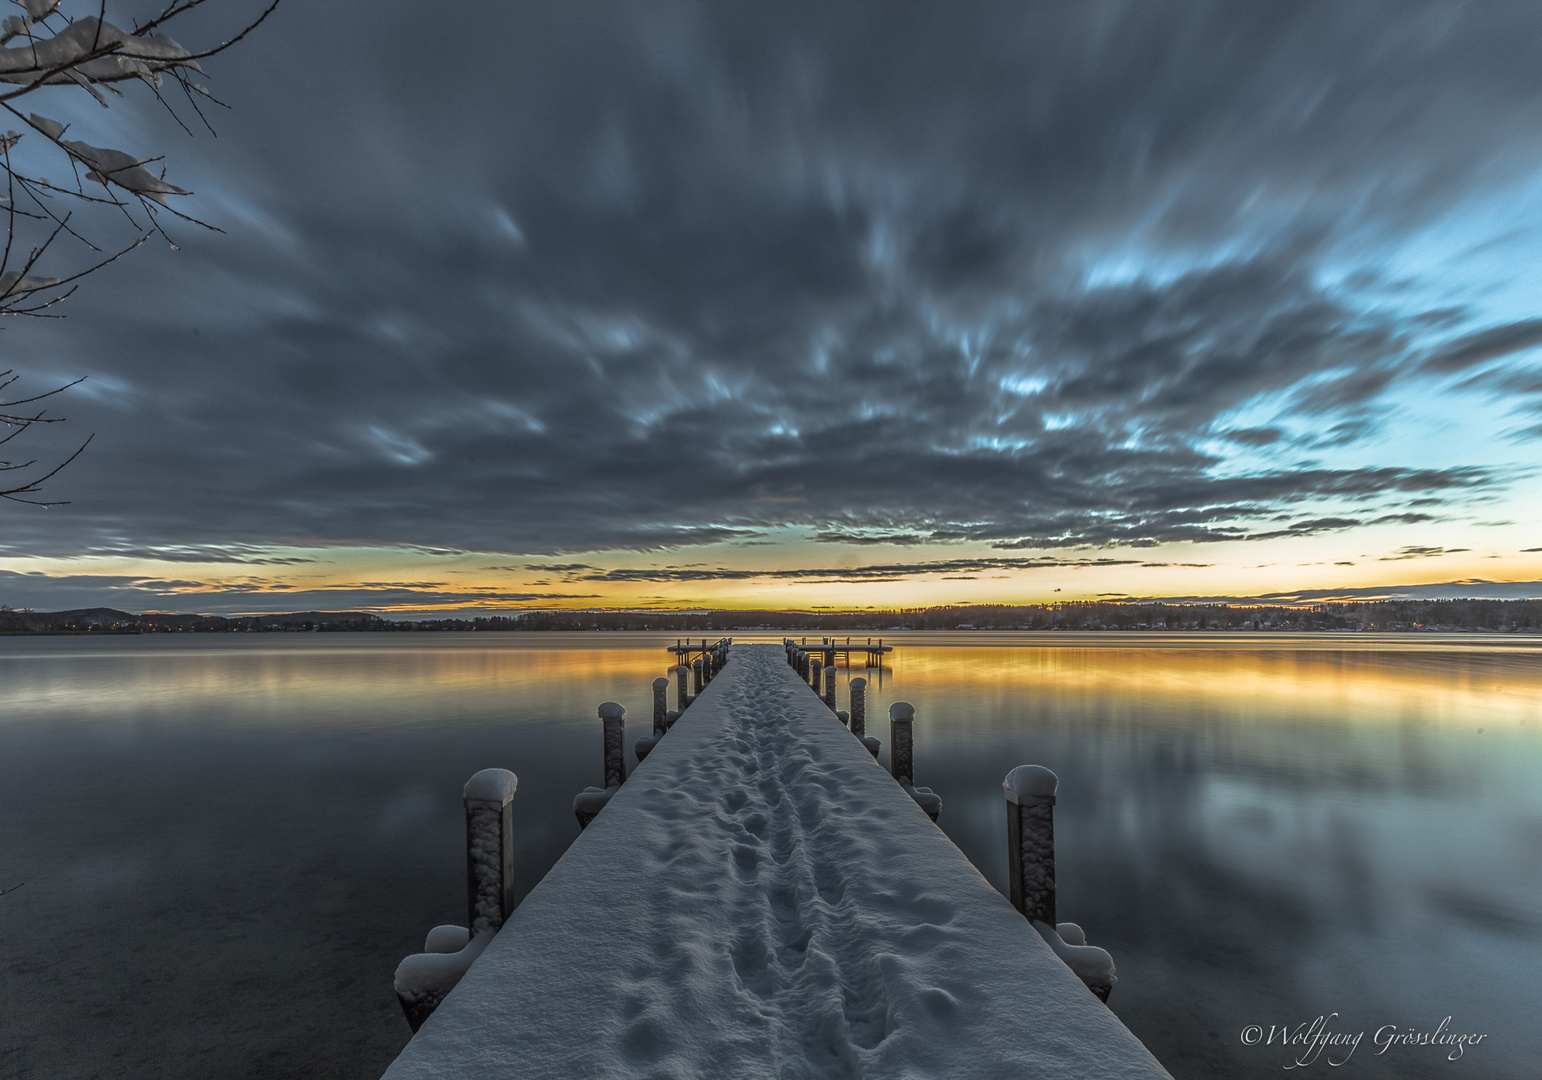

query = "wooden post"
[[692, 656, 705, 696], [600, 702, 626, 789], [823, 664, 836, 709], [1004, 765, 1057, 926], [850, 677, 880, 756], [463, 768, 517, 936], [652, 677, 669, 736], [810, 656, 822, 695], [574, 708, 626, 829], [889, 702, 914, 786], [635, 676, 672, 763], [675, 663, 691, 710]]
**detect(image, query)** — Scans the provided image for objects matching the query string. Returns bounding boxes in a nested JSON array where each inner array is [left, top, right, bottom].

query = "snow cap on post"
[[463, 768, 517, 804], [889, 701, 915, 721], [652, 677, 670, 689], [598, 701, 625, 719], [1032, 920, 1117, 988], [1003, 764, 1058, 804], [424, 924, 471, 954]]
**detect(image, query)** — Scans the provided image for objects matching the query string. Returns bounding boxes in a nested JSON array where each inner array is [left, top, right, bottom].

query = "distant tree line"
[[4, 598, 1541, 634]]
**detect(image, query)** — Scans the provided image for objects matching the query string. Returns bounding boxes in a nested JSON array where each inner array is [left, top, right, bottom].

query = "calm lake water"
[[2, 631, 1540, 1078]]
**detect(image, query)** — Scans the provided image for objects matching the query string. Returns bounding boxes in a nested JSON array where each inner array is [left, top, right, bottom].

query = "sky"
[[3, 0, 1542, 616]]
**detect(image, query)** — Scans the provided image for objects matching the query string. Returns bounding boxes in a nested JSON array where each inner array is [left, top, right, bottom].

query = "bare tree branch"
[[1, 0, 280, 505]]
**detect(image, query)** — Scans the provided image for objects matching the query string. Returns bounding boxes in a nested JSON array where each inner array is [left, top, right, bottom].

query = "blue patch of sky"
[[967, 434, 1033, 453], [1346, 167, 1542, 334], [1000, 374, 1048, 397]]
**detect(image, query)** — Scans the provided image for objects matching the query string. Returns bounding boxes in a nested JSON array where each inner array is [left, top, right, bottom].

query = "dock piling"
[[810, 656, 822, 695], [574, 704, 627, 829], [676, 664, 691, 711], [1003, 766, 1116, 1001], [635, 678, 671, 762], [823, 665, 836, 709], [652, 678, 669, 737], [850, 676, 880, 757], [890, 703, 941, 821], [463, 768, 518, 936], [600, 702, 626, 789], [394, 768, 515, 1032], [889, 702, 914, 786], [1004, 765, 1057, 926]]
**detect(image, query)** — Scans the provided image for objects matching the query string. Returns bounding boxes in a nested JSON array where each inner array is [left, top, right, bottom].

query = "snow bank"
[[383, 645, 1169, 1079]]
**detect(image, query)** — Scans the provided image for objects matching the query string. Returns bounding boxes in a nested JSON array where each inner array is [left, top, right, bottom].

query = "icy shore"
[[382, 644, 1170, 1079]]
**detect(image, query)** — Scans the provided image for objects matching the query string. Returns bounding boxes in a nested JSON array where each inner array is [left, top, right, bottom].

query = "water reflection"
[[2, 632, 1539, 1079], [836, 633, 1542, 1079]]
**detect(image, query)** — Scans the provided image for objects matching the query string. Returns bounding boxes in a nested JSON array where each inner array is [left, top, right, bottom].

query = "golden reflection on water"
[[890, 644, 1542, 730], [6, 631, 1539, 733], [0, 634, 690, 726]]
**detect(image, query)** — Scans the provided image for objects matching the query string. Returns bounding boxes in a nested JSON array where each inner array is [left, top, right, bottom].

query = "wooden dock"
[[383, 644, 1170, 1079]]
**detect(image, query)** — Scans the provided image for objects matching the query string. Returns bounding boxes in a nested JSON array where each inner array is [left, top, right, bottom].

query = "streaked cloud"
[[3, 0, 1540, 610]]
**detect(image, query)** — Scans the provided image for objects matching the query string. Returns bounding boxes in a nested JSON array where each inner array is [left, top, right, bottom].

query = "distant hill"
[[0, 607, 388, 634]]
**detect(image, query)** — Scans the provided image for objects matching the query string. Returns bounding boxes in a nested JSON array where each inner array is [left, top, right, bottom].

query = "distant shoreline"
[[3, 598, 1539, 635], [2, 627, 1537, 636]]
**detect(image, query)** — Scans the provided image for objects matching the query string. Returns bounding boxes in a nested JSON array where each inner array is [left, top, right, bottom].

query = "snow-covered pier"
[[383, 644, 1171, 1079]]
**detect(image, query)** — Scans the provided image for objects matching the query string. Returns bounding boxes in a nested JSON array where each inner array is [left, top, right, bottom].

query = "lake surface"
[[2, 631, 1539, 1078]]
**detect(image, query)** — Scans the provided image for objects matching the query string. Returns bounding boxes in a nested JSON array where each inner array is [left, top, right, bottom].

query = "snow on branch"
[[1, 0, 279, 505], [0, 17, 202, 86]]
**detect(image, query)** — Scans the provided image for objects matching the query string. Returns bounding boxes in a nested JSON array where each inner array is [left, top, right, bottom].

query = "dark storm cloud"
[[1378, 545, 1470, 560], [1219, 428, 1284, 447], [69, 546, 318, 565], [5, 0, 1541, 574], [1134, 580, 1542, 603], [557, 555, 1145, 585], [1243, 510, 1439, 541], [0, 569, 598, 613]]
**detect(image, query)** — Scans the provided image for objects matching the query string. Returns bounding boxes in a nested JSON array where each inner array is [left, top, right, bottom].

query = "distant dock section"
[[780, 635, 893, 668], [669, 636, 891, 671]]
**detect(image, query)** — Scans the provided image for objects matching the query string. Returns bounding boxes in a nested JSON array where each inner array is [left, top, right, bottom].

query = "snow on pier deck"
[[382, 644, 1171, 1079]]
